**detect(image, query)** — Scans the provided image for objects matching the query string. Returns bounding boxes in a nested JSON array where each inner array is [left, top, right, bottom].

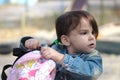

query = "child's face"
[[65, 18, 96, 54]]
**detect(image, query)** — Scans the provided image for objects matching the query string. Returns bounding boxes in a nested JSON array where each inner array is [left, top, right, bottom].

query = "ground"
[[98, 54, 120, 80]]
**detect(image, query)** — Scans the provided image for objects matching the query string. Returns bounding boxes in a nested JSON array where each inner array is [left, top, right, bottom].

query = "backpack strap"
[[1, 48, 26, 80], [1, 64, 12, 80]]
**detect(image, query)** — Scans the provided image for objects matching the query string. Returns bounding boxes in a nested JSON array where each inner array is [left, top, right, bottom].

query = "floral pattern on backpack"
[[2, 50, 56, 80]]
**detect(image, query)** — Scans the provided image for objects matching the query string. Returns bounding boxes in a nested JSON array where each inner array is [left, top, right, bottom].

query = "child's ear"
[[61, 35, 70, 46]]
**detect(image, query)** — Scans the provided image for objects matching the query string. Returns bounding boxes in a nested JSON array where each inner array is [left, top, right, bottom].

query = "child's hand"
[[41, 47, 64, 64], [25, 39, 40, 50]]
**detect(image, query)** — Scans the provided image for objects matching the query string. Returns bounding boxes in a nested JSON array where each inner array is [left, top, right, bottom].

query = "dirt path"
[[98, 54, 120, 80]]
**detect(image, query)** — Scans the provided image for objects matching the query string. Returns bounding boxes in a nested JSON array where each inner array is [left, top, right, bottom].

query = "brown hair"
[[55, 10, 98, 42]]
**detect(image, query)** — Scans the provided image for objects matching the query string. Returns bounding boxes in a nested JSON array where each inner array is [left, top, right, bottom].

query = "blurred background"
[[0, 0, 120, 80]]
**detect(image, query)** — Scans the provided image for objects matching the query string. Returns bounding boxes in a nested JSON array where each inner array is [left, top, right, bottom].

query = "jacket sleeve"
[[62, 50, 103, 79]]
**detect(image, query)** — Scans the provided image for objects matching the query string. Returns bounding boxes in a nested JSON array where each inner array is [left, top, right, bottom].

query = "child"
[[20, 10, 103, 80]]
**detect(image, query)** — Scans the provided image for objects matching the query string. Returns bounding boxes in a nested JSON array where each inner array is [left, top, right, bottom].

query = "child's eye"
[[92, 31, 95, 35], [80, 32, 87, 35]]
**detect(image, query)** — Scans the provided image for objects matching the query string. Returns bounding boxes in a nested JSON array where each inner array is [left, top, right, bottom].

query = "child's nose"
[[89, 34, 95, 40]]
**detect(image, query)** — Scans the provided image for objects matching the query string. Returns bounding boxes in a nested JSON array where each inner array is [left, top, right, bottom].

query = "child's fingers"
[[25, 40, 33, 49], [25, 39, 39, 49], [41, 47, 51, 59], [41, 47, 48, 53]]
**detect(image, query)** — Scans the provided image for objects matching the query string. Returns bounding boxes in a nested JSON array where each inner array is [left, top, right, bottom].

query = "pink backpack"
[[1, 50, 56, 80]]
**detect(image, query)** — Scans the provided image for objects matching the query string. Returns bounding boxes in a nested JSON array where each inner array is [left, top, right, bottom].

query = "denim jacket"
[[52, 44, 103, 80], [19, 37, 103, 80]]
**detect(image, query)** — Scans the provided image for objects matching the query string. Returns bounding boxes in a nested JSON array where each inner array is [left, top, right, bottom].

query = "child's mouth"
[[88, 43, 95, 48]]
